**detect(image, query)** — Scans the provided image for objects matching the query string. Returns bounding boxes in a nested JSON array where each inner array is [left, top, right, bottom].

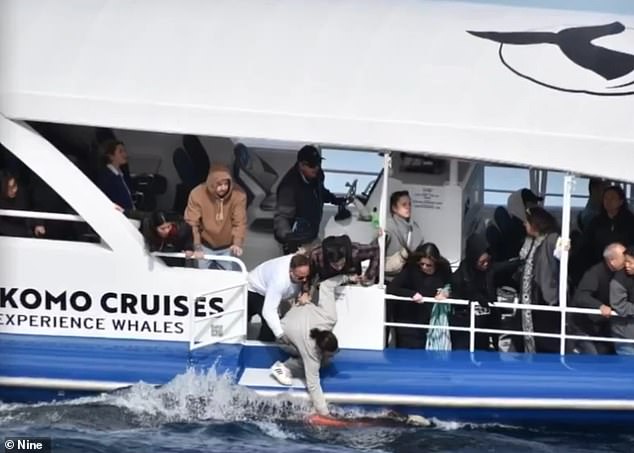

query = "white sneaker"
[[270, 361, 293, 386]]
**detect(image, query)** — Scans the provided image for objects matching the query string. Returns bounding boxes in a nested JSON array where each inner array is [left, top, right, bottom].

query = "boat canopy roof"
[[1, 0, 634, 181]]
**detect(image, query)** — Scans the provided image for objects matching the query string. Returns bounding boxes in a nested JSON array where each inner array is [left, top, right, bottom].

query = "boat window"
[[321, 148, 382, 197], [483, 166, 530, 205], [543, 171, 589, 208], [0, 143, 102, 243], [484, 166, 595, 208]]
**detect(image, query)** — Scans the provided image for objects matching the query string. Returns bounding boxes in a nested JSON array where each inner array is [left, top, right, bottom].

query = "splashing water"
[[0, 367, 319, 428], [2, 368, 633, 453]]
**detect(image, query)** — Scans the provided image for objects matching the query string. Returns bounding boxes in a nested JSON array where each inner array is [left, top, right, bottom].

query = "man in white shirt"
[[247, 253, 311, 342]]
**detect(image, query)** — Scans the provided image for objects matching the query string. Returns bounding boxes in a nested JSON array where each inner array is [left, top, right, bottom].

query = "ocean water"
[[1, 369, 632, 453]]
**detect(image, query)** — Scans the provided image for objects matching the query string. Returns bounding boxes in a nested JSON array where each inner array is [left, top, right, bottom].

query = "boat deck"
[[3, 334, 634, 424]]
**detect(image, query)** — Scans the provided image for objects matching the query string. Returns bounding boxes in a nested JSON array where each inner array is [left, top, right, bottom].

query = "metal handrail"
[[0, 208, 84, 222], [385, 294, 619, 316], [149, 252, 250, 350], [151, 251, 248, 274], [322, 168, 381, 176], [191, 307, 246, 343], [384, 293, 630, 353], [483, 188, 589, 199], [150, 252, 249, 351], [0, 209, 140, 231]]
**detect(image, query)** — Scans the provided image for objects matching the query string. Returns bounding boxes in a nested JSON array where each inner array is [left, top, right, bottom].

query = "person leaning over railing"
[[142, 210, 194, 267], [450, 233, 521, 351], [386, 243, 452, 349], [609, 245, 634, 355], [246, 253, 310, 342], [304, 234, 380, 302], [570, 242, 625, 355], [184, 164, 247, 271]]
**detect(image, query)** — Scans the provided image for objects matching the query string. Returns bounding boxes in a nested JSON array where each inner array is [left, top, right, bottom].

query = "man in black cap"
[[274, 145, 345, 254]]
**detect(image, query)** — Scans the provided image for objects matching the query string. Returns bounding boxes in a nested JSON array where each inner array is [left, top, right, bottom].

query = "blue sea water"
[[1, 370, 632, 453]]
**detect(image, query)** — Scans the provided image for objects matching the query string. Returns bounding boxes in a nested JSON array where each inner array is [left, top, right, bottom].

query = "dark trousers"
[[247, 291, 275, 342], [450, 307, 502, 351], [389, 299, 429, 349], [568, 314, 615, 355]]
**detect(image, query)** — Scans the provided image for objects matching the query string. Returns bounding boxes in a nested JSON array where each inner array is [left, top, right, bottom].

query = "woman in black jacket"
[[386, 243, 452, 349], [451, 234, 521, 351]]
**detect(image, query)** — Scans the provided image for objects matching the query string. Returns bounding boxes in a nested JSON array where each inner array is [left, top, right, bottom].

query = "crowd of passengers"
[[3, 142, 634, 359]]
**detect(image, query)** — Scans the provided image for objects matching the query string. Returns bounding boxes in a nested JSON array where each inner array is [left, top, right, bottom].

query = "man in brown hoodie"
[[185, 164, 247, 270]]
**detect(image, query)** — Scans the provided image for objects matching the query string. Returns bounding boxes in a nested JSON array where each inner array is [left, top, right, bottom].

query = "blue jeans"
[[615, 342, 634, 356], [198, 246, 239, 271]]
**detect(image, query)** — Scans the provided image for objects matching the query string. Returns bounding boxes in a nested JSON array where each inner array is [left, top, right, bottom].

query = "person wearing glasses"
[[247, 253, 311, 342], [386, 243, 453, 349], [274, 145, 346, 254]]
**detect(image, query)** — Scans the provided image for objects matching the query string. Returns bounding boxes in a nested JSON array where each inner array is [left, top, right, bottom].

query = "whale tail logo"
[[468, 22, 634, 95]]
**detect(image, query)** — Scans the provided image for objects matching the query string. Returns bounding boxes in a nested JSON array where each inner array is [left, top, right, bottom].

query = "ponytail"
[[310, 328, 338, 353]]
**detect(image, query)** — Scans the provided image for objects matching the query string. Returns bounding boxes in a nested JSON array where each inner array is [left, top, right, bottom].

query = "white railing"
[[0, 208, 140, 230], [385, 294, 634, 354], [151, 251, 248, 273], [0, 208, 84, 222], [151, 252, 249, 351]]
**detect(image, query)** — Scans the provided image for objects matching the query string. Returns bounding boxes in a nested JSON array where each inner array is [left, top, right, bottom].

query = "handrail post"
[[469, 302, 476, 353], [559, 173, 574, 355], [188, 292, 195, 351], [243, 278, 249, 343], [378, 152, 391, 289]]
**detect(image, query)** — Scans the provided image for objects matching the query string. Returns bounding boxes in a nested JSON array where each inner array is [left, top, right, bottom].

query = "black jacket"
[[386, 261, 452, 348], [609, 270, 634, 340], [573, 261, 613, 311], [0, 190, 34, 238], [145, 221, 193, 254], [571, 260, 614, 339], [387, 262, 451, 300], [580, 208, 634, 269], [273, 164, 339, 247], [144, 220, 193, 267], [453, 234, 496, 305], [452, 234, 521, 306]]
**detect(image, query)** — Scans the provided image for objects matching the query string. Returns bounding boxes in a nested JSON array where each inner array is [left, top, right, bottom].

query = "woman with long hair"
[[384, 190, 424, 279], [519, 206, 563, 353], [386, 242, 452, 349], [0, 170, 46, 238], [142, 211, 193, 266]]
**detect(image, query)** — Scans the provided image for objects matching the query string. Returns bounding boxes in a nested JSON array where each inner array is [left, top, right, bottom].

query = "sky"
[[444, 0, 634, 15], [320, 148, 591, 208]]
